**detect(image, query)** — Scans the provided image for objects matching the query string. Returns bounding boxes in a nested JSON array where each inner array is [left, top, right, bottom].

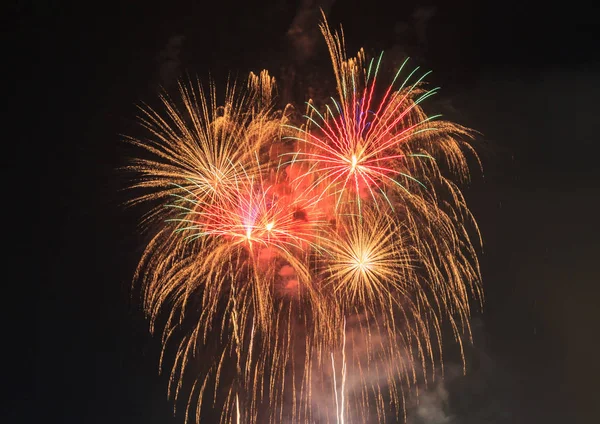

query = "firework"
[[127, 15, 482, 424]]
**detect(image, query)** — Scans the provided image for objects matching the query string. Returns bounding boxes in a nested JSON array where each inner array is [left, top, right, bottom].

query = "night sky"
[[13, 0, 600, 422]]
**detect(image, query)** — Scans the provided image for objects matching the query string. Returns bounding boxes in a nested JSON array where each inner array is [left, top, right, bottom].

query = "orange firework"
[[126, 15, 482, 424]]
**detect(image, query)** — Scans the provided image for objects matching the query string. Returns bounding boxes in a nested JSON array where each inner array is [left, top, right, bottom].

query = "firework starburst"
[[127, 16, 482, 424]]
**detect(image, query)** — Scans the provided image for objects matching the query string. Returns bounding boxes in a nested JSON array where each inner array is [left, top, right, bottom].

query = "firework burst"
[[126, 15, 482, 424]]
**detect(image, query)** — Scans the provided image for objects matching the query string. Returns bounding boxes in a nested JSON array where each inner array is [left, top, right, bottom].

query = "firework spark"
[[127, 15, 482, 424]]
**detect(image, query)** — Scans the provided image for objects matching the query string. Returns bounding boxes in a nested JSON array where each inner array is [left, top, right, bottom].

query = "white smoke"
[[155, 34, 185, 88], [406, 368, 460, 424]]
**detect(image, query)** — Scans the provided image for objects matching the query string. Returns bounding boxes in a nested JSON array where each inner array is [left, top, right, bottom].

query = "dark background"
[[11, 0, 599, 422]]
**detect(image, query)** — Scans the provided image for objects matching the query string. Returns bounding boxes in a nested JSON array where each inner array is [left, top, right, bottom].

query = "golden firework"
[[126, 16, 482, 424]]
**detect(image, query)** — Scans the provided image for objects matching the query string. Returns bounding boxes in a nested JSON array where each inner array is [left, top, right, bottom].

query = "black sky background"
[[10, 0, 599, 422]]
